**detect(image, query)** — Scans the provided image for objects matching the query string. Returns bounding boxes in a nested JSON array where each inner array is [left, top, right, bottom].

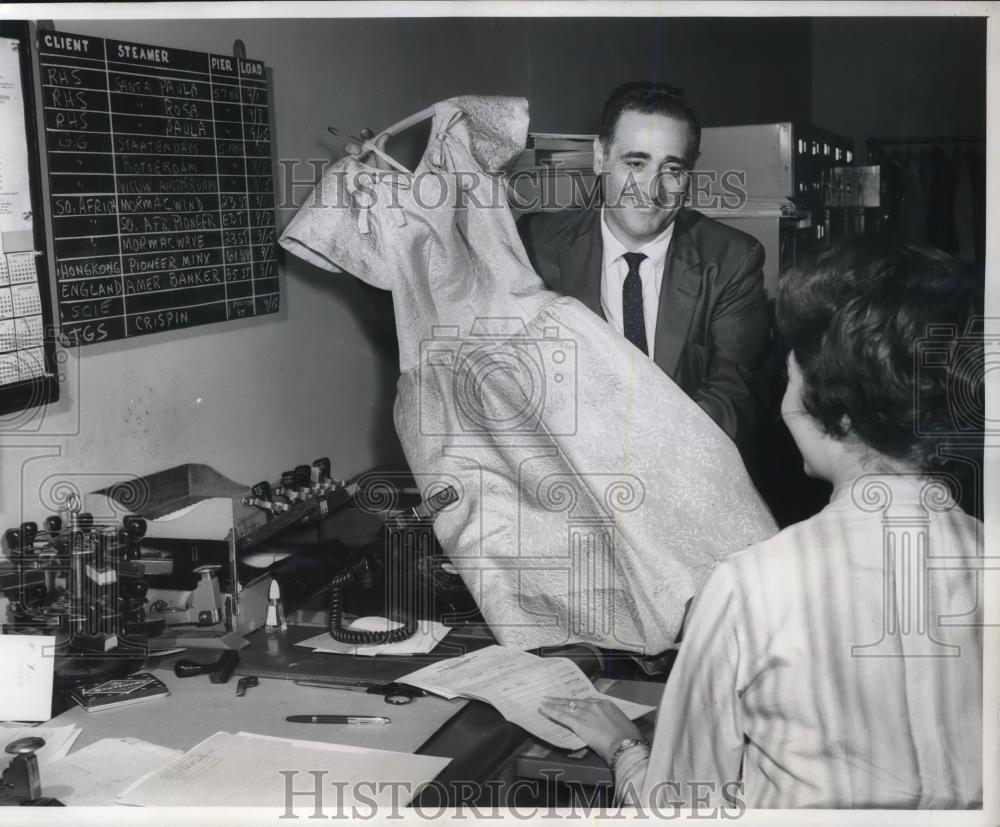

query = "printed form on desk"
[[399, 645, 655, 749], [116, 731, 450, 808], [42, 738, 181, 805]]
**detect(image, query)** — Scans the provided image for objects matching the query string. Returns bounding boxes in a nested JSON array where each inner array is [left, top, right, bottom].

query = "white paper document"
[[42, 738, 181, 806], [400, 646, 655, 749], [117, 730, 450, 808], [0, 634, 56, 721], [0, 724, 81, 769], [295, 617, 451, 656], [0, 37, 34, 234]]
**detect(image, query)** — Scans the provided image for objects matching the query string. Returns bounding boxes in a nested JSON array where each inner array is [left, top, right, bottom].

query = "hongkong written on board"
[[38, 30, 279, 346]]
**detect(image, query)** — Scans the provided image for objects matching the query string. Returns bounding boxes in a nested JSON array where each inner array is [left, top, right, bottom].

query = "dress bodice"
[[281, 96, 553, 372]]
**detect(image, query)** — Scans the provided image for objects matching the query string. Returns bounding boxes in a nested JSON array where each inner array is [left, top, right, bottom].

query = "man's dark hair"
[[598, 82, 702, 160], [776, 236, 982, 472]]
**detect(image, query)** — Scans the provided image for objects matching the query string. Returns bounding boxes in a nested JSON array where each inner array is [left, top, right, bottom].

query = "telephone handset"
[[326, 486, 460, 645]]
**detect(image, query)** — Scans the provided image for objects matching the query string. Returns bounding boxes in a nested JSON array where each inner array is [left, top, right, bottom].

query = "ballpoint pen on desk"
[[285, 715, 391, 725]]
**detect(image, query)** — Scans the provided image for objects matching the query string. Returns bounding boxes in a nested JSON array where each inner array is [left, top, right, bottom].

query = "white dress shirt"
[[599, 208, 675, 357]]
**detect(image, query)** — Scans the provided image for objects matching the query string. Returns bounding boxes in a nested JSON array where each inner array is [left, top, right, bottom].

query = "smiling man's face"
[[594, 110, 696, 248]]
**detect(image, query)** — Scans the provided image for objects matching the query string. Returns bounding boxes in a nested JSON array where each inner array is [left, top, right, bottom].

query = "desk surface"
[[50, 665, 469, 756], [23, 477, 645, 806], [41, 674, 663, 808], [240, 622, 497, 685]]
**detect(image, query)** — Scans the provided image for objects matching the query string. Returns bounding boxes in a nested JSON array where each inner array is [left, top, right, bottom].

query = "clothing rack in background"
[[867, 135, 985, 265]]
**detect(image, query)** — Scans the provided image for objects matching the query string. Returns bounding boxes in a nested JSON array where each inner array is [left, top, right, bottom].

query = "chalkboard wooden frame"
[[0, 20, 60, 416]]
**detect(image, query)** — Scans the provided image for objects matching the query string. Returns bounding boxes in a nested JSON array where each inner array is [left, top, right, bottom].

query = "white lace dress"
[[280, 96, 777, 653]]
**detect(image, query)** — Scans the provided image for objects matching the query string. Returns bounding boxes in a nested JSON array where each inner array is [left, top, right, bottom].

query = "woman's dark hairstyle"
[[776, 236, 982, 471], [598, 82, 701, 161]]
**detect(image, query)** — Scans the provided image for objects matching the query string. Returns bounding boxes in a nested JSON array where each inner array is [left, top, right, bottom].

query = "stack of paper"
[[399, 646, 655, 750], [42, 738, 181, 805], [116, 731, 450, 808], [0, 724, 81, 769], [294, 617, 451, 656]]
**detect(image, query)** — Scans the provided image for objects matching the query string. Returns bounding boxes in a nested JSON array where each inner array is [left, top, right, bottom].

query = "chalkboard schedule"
[[39, 30, 279, 346]]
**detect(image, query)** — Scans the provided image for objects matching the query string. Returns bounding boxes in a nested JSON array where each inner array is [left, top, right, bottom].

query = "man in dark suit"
[[518, 83, 772, 454]]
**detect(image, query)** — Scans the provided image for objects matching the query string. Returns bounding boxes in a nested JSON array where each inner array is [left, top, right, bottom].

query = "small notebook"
[[69, 672, 170, 712]]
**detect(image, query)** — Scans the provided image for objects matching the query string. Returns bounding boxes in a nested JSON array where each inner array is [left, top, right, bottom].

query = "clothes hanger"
[[327, 104, 438, 174], [326, 126, 411, 174]]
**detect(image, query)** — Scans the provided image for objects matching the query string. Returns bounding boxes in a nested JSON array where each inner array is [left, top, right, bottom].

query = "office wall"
[[517, 17, 812, 131], [2, 17, 404, 530], [810, 17, 986, 157]]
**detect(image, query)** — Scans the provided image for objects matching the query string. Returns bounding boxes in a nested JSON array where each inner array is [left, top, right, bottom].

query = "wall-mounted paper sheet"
[[0, 37, 33, 235], [0, 634, 56, 721]]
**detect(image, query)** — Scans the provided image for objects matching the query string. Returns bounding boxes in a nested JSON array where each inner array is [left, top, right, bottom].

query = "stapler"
[[146, 563, 248, 650], [148, 564, 224, 627], [1, 737, 62, 806]]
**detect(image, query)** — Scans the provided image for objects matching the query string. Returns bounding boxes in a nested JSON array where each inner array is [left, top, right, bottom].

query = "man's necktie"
[[622, 252, 648, 355]]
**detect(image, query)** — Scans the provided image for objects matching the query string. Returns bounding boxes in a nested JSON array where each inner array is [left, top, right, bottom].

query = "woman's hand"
[[539, 696, 642, 763]]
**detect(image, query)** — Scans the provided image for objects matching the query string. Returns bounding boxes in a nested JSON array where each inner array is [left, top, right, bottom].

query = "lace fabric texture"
[[280, 96, 778, 653]]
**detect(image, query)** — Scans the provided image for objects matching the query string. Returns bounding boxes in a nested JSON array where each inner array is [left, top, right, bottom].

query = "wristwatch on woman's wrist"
[[609, 736, 651, 774]]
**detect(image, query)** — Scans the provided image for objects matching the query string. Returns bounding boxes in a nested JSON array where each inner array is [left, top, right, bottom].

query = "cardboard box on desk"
[[86, 464, 274, 650]]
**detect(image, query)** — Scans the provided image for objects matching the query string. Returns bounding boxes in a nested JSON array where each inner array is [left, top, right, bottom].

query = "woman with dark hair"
[[541, 238, 984, 809]]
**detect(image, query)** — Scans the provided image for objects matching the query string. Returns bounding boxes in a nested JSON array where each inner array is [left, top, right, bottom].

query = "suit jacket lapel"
[[653, 211, 701, 377], [558, 209, 605, 319]]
